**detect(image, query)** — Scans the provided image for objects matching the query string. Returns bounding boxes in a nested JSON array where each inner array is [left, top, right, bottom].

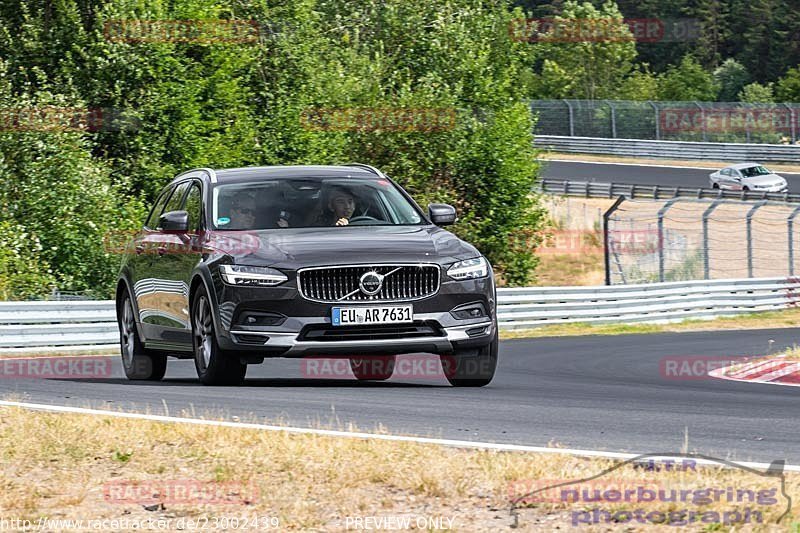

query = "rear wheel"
[[711, 182, 719, 189], [192, 287, 246, 385], [350, 355, 395, 381], [440, 332, 498, 387], [118, 292, 167, 381]]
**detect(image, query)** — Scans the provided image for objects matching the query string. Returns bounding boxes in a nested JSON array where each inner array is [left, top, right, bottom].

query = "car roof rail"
[[176, 167, 218, 183], [345, 162, 384, 177]]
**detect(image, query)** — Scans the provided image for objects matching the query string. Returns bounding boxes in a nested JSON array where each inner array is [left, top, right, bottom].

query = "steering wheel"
[[347, 215, 381, 225]]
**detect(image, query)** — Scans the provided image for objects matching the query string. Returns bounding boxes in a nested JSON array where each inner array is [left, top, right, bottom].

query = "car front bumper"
[[210, 269, 497, 357]]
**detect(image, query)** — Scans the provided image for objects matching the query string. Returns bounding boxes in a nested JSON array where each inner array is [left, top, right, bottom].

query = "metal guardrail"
[[0, 300, 119, 352], [539, 178, 800, 203], [496, 277, 800, 330], [534, 135, 800, 163], [1, 277, 799, 350]]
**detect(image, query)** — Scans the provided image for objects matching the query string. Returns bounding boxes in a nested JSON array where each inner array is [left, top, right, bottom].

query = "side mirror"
[[159, 210, 189, 232], [428, 203, 457, 226]]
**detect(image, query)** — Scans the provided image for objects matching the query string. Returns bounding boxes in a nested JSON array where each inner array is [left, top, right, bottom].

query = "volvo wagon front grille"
[[298, 264, 440, 303]]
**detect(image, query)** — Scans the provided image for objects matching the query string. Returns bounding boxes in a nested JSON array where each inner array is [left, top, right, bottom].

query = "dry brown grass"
[[501, 307, 800, 340], [0, 405, 797, 531], [532, 253, 605, 286]]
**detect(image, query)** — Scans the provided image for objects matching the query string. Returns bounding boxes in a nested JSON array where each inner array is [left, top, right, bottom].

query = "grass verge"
[[0, 404, 796, 531], [500, 307, 800, 340]]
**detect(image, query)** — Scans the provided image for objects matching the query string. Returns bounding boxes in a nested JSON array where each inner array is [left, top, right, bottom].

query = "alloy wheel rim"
[[194, 296, 213, 368], [121, 298, 135, 367]]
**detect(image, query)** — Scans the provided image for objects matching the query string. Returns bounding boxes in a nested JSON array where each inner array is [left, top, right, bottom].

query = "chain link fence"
[[532, 100, 800, 144], [605, 197, 800, 284]]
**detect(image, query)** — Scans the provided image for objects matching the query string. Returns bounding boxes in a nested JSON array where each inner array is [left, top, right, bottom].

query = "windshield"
[[212, 177, 425, 230], [740, 165, 772, 178]]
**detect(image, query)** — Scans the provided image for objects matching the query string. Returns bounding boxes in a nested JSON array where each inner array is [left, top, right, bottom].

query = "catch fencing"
[[2, 278, 800, 351], [604, 196, 800, 284], [531, 100, 800, 144]]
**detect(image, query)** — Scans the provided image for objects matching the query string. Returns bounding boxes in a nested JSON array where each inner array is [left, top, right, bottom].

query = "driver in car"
[[327, 186, 356, 226]]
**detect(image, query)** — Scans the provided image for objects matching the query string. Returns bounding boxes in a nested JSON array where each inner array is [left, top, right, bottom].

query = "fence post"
[[563, 99, 574, 137], [702, 200, 724, 280], [694, 101, 707, 142], [784, 103, 797, 144], [607, 100, 617, 138], [788, 205, 800, 276], [649, 101, 660, 140], [657, 199, 679, 282], [604, 195, 627, 285], [746, 201, 768, 278]]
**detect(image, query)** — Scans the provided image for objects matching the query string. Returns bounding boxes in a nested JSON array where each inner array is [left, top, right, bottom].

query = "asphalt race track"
[[541, 160, 800, 190], [3, 328, 800, 464]]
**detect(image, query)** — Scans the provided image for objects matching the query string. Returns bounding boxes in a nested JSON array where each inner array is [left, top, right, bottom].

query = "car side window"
[[721, 169, 730, 176], [184, 182, 203, 232], [145, 186, 174, 229], [162, 181, 190, 218]]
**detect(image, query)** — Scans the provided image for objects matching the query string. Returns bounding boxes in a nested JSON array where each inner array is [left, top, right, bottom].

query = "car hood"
[[214, 225, 481, 268], [743, 174, 785, 186]]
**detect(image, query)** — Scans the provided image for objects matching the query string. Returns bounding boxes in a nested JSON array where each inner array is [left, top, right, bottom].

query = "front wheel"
[[440, 332, 498, 387], [192, 287, 246, 385], [118, 292, 167, 381]]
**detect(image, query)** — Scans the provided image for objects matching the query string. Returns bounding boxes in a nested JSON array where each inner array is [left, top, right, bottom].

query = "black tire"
[[117, 291, 167, 381], [350, 355, 396, 381], [711, 182, 719, 189], [440, 332, 498, 387], [191, 287, 246, 385], [743, 186, 750, 192]]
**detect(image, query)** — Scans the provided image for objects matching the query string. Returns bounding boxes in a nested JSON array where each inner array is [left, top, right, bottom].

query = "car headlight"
[[447, 257, 488, 280], [220, 265, 287, 287]]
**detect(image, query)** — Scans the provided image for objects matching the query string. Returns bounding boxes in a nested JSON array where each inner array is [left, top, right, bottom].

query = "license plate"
[[331, 305, 413, 326]]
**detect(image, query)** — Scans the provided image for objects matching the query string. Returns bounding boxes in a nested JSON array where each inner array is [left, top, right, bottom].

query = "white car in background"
[[709, 163, 788, 192]]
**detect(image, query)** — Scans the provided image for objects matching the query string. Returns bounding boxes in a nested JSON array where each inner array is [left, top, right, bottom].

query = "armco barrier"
[[496, 277, 800, 329], [538, 178, 800, 202], [1, 277, 799, 351], [534, 135, 800, 163]]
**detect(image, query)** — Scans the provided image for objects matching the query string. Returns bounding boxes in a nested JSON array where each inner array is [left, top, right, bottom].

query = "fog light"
[[450, 302, 486, 320], [237, 312, 286, 326]]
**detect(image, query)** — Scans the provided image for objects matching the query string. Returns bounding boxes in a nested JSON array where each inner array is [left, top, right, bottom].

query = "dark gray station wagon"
[[116, 164, 498, 386]]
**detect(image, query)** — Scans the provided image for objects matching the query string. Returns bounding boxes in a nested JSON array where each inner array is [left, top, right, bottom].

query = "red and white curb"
[[709, 355, 800, 386]]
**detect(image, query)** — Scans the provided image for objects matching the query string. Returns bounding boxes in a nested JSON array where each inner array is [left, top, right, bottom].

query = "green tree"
[[657, 55, 719, 101], [527, 0, 637, 100], [738, 82, 774, 103], [714, 58, 749, 102], [776, 66, 800, 102]]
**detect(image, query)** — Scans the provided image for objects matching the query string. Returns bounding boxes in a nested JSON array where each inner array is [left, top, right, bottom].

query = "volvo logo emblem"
[[359, 271, 383, 295]]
